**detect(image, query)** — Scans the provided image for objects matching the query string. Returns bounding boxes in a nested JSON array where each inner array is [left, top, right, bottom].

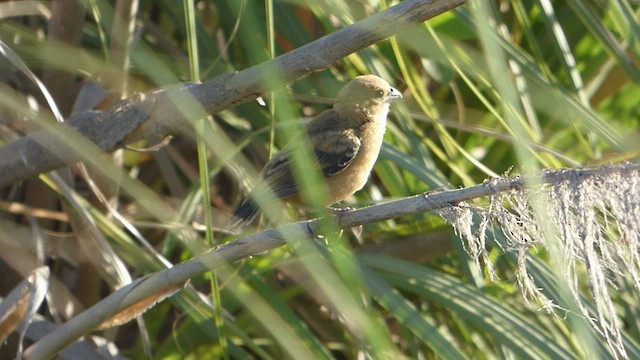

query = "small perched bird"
[[233, 75, 402, 225]]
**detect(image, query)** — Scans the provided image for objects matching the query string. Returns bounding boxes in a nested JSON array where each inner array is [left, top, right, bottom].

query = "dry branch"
[[24, 163, 640, 359], [0, 0, 466, 189]]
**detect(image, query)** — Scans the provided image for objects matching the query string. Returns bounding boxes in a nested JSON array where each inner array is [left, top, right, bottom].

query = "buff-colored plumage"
[[234, 75, 402, 224]]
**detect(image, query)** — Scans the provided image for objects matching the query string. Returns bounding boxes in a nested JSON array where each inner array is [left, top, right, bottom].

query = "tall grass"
[[0, 0, 639, 359]]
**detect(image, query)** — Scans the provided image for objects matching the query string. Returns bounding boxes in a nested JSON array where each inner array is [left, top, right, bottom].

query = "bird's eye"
[[375, 90, 385, 98]]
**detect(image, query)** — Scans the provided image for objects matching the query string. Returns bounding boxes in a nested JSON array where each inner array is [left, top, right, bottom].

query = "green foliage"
[[0, 0, 639, 359]]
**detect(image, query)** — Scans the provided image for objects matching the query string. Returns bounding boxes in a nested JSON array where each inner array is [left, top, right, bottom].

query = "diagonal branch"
[[0, 0, 466, 189], [23, 163, 639, 359]]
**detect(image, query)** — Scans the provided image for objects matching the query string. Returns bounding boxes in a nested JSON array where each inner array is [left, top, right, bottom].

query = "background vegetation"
[[0, 0, 639, 359]]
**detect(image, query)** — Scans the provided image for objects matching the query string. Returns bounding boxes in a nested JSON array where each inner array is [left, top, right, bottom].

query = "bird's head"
[[334, 75, 402, 122]]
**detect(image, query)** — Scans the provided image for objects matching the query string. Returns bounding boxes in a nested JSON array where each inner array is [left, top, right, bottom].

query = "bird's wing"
[[308, 109, 362, 178], [261, 149, 298, 199], [261, 110, 361, 199], [312, 129, 361, 178]]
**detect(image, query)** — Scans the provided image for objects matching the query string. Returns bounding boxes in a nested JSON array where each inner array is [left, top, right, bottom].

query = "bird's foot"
[[327, 206, 363, 241]]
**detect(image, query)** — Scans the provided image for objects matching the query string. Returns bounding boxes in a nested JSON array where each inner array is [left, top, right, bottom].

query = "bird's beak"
[[386, 87, 403, 103]]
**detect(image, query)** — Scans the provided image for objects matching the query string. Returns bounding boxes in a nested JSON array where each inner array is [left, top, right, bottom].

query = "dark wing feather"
[[315, 143, 359, 177], [308, 110, 362, 178], [262, 150, 298, 199], [233, 198, 260, 224]]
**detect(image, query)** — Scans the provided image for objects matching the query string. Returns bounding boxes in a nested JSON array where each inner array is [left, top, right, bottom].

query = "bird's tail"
[[231, 198, 260, 227]]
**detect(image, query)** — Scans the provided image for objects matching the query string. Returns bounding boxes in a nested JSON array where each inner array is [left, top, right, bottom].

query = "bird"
[[233, 74, 402, 225]]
